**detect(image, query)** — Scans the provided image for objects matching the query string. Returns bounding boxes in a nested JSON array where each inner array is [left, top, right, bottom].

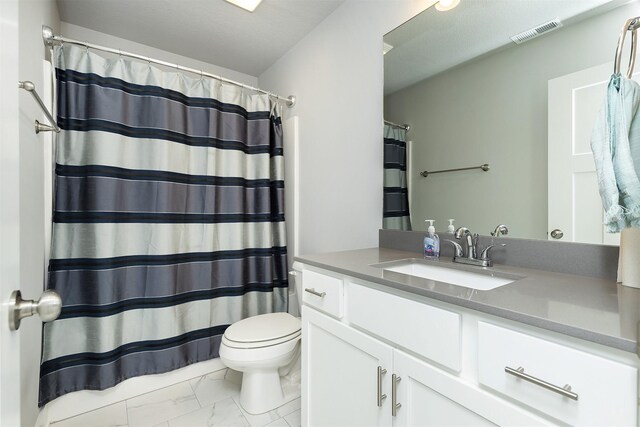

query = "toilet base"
[[240, 370, 284, 414], [237, 365, 302, 415]]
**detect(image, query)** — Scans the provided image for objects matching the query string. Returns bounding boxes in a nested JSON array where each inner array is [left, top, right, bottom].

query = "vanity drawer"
[[478, 322, 637, 426], [301, 269, 344, 319], [347, 283, 461, 371]]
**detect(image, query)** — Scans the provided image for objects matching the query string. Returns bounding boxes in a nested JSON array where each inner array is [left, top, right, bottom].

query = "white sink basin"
[[374, 259, 519, 291]]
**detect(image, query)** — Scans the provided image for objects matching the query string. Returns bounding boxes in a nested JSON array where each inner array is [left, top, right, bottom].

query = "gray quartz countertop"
[[295, 247, 640, 354]]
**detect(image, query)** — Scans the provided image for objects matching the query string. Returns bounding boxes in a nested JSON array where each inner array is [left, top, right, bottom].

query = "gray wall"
[[259, 0, 437, 256], [384, 3, 638, 239]]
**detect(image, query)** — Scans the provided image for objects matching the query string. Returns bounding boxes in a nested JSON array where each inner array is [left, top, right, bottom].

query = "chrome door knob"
[[550, 229, 564, 240], [8, 289, 62, 331]]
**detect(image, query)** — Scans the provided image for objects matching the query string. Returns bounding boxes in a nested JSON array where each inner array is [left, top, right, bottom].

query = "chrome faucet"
[[492, 224, 509, 237], [454, 227, 477, 260], [445, 226, 506, 267]]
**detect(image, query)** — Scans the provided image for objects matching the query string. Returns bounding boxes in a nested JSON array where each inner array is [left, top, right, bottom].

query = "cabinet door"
[[393, 350, 549, 427], [302, 306, 393, 427]]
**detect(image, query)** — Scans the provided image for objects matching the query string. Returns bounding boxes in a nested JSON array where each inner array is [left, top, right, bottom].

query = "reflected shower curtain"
[[39, 45, 288, 406], [383, 124, 411, 230]]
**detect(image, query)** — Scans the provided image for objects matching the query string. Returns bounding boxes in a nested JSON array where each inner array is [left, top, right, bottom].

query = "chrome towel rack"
[[384, 120, 411, 132], [614, 16, 640, 78], [420, 163, 489, 178], [18, 81, 59, 134]]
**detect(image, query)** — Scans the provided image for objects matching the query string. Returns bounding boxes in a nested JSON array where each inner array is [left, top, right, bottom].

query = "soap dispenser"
[[424, 220, 440, 260], [447, 219, 455, 234]]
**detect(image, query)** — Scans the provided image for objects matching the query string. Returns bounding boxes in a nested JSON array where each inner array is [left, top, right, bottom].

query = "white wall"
[[18, 2, 60, 426], [258, 0, 436, 256], [60, 22, 258, 87]]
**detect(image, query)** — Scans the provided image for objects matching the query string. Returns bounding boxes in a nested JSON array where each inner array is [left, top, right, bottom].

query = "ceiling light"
[[435, 0, 460, 12], [383, 42, 394, 55], [225, 0, 263, 12]]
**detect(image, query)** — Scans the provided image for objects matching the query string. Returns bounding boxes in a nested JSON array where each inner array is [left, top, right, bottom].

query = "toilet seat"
[[222, 312, 301, 349], [222, 330, 301, 349]]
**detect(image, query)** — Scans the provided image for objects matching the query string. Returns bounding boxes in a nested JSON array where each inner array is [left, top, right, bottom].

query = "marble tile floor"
[[51, 368, 301, 427]]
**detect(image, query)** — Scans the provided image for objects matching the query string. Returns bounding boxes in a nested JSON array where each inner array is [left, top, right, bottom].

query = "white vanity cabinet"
[[299, 264, 639, 427], [303, 307, 392, 426]]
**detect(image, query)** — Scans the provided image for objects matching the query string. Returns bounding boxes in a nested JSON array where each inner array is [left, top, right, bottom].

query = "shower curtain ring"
[[84, 42, 89, 53]]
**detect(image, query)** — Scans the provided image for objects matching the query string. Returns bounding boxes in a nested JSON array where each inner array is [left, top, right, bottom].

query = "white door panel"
[[548, 62, 640, 245], [0, 0, 23, 425], [302, 306, 393, 427]]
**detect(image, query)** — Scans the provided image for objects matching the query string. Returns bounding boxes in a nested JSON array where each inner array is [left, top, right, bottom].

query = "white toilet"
[[219, 267, 303, 414]]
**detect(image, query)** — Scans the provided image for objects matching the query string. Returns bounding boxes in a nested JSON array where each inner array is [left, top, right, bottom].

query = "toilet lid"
[[224, 312, 301, 343]]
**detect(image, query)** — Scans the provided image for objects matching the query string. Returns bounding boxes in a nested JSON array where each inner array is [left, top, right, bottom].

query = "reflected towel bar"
[[420, 163, 489, 178], [384, 120, 410, 132], [18, 81, 60, 134]]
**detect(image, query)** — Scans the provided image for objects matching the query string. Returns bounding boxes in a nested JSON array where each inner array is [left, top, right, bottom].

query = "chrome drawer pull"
[[392, 374, 402, 416], [377, 366, 387, 407], [505, 366, 578, 401], [304, 288, 326, 298]]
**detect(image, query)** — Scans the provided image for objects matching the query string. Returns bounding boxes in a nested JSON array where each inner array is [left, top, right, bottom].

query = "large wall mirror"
[[383, 0, 639, 245]]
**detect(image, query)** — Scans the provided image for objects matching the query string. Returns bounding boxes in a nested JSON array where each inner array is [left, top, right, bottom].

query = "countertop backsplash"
[[379, 229, 619, 281]]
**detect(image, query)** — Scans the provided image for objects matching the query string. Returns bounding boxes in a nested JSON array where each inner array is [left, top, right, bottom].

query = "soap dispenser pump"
[[424, 220, 440, 260]]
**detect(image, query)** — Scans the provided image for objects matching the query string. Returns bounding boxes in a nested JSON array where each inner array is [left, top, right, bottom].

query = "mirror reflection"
[[383, 0, 639, 245]]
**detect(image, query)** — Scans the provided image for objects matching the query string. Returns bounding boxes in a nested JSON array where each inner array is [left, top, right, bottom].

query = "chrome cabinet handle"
[[505, 366, 578, 401], [304, 288, 326, 298], [391, 374, 402, 416], [377, 366, 387, 407]]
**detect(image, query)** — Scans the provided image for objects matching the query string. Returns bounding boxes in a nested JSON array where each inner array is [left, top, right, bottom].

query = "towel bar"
[[614, 17, 640, 78], [420, 163, 489, 178]]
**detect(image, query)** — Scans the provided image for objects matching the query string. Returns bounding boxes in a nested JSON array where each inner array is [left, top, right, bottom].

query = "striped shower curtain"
[[383, 124, 411, 230], [39, 45, 288, 406]]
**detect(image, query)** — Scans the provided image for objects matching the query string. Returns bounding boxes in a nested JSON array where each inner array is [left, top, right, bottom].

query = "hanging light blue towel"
[[591, 74, 640, 232]]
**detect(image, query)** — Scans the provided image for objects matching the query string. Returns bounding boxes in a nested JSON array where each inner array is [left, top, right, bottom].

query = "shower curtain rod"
[[41, 26, 296, 108], [384, 120, 410, 131]]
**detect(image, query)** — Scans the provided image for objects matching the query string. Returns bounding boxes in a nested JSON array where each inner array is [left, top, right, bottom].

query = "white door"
[[0, 0, 23, 425], [302, 306, 393, 427], [548, 63, 639, 245]]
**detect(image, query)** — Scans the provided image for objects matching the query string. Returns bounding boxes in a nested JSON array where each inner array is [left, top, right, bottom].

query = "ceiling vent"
[[510, 18, 563, 45]]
